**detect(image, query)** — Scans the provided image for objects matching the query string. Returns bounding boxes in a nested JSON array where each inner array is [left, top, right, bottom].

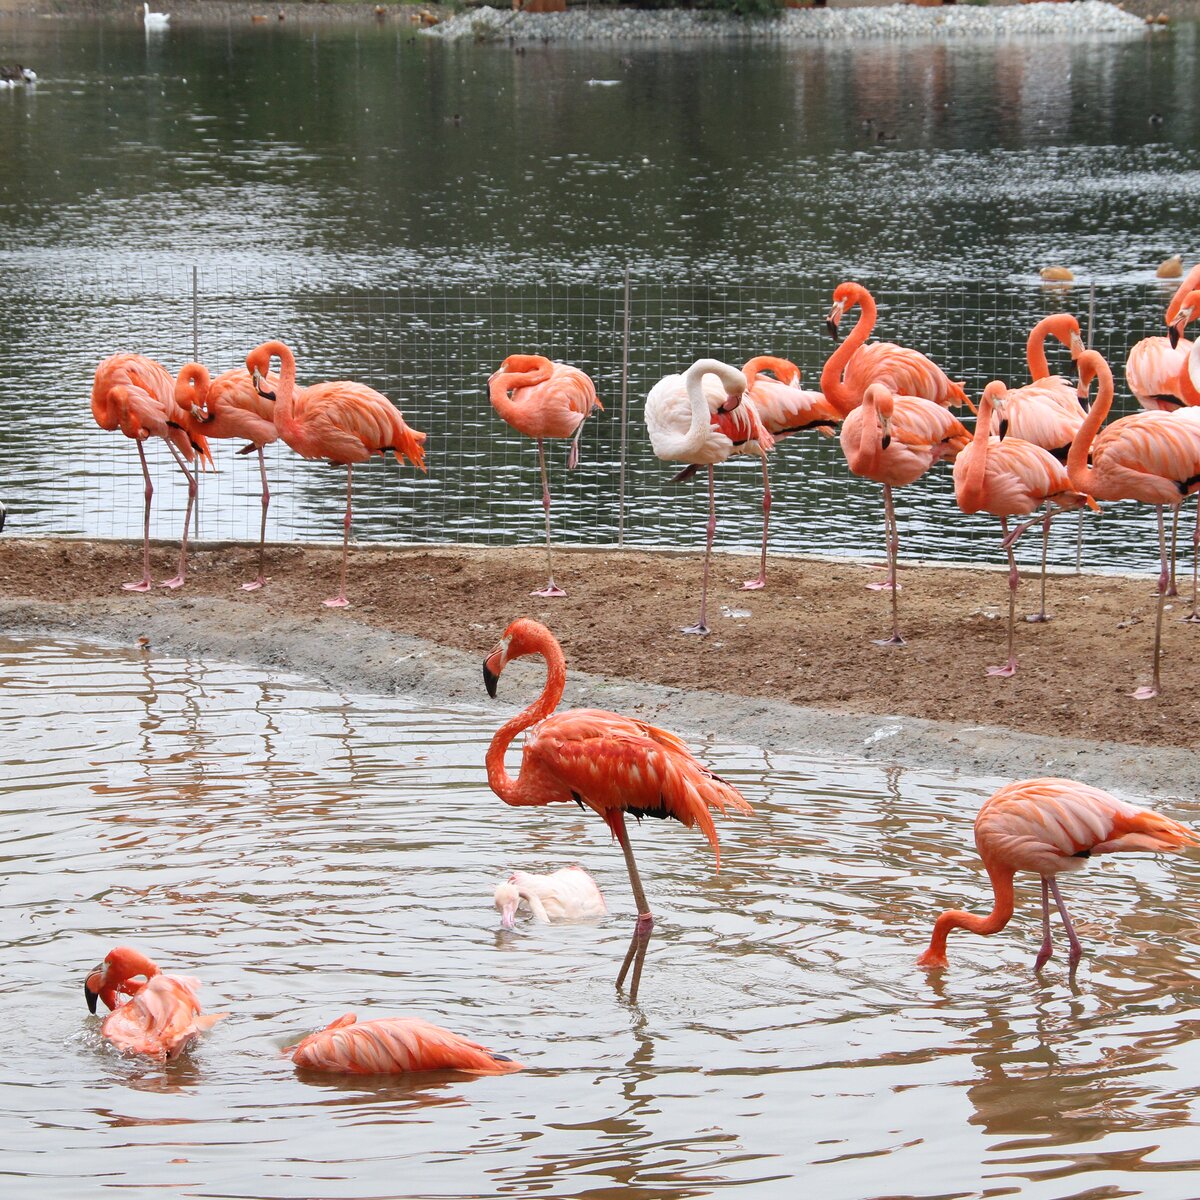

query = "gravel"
[[423, 1, 1147, 43]]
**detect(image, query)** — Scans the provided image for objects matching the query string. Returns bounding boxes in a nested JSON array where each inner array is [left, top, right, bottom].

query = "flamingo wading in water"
[[488, 354, 602, 597], [483, 618, 752, 1000], [494, 866, 608, 928], [917, 778, 1197, 971], [245, 341, 427, 608]]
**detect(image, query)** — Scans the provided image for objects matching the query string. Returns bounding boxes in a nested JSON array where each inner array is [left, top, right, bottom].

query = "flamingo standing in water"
[[954, 381, 1095, 678], [488, 354, 602, 597], [917, 777, 1197, 971], [84, 946, 227, 1061], [839, 383, 969, 644], [245, 341, 427, 608], [483, 618, 752, 1000], [494, 866, 608, 928], [177, 363, 280, 590], [1068, 349, 1200, 699], [92, 353, 213, 591], [646, 358, 772, 633], [286, 1014, 523, 1075]]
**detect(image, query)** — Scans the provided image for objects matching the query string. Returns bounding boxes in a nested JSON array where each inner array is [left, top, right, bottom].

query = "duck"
[[142, 3, 170, 30], [0, 65, 36, 87]]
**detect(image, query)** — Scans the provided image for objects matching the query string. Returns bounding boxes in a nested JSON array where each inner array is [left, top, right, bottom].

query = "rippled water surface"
[[3, 637, 1200, 1197]]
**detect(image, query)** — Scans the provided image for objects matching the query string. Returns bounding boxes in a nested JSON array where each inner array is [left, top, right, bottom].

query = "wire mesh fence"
[[0, 264, 1186, 576]]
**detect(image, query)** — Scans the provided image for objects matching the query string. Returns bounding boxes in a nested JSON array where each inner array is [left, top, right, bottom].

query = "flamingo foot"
[[1034, 943, 1053, 972], [1182, 611, 1200, 624], [567, 442, 581, 470], [986, 661, 1017, 678], [866, 580, 899, 592], [873, 633, 906, 647], [741, 577, 766, 591], [241, 577, 267, 592], [122, 580, 152, 593], [158, 575, 186, 590], [1131, 685, 1159, 700], [531, 582, 567, 598], [680, 622, 710, 636], [1166, 584, 1179, 598], [1025, 612, 1052, 624], [323, 596, 350, 609]]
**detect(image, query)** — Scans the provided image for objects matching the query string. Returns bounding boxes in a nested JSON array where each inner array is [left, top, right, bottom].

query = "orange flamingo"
[[1069, 349, 1200, 698], [92, 353, 213, 591], [645, 358, 772, 633], [737, 355, 840, 590], [84, 946, 227, 1061], [954, 382, 1095, 677], [1124, 261, 1200, 411], [245, 341, 427, 608], [286, 1014, 523, 1075], [488, 354, 602, 597], [821, 281, 971, 417], [918, 777, 1197, 971], [177, 363, 280, 590], [483, 618, 752, 1000], [839, 383, 969, 640]]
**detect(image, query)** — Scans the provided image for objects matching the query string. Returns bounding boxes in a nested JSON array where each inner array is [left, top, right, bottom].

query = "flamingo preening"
[[493, 866, 608, 928]]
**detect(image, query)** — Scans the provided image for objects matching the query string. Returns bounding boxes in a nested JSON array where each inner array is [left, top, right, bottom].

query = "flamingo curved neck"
[[1026, 319, 1057, 382], [959, 391, 995, 511], [682, 359, 736, 452], [1067, 361, 1112, 493], [845, 391, 882, 475], [923, 864, 1015, 963], [1167, 263, 1200, 324], [821, 288, 875, 417], [261, 341, 298, 440], [489, 361, 551, 425], [1181, 345, 1200, 407]]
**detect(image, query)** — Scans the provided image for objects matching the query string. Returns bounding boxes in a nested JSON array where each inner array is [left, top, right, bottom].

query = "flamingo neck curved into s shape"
[[844, 386, 882, 476], [821, 285, 875, 418], [1166, 263, 1200, 325], [920, 862, 1015, 966], [174, 363, 210, 411], [958, 387, 996, 512], [681, 359, 739, 454], [489, 356, 553, 426], [259, 342, 298, 441], [1067, 351, 1113, 495]]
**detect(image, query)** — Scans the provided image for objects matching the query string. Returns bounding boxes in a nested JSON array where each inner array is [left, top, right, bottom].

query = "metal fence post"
[[192, 264, 201, 540], [1075, 280, 1097, 573], [618, 267, 631, 546]]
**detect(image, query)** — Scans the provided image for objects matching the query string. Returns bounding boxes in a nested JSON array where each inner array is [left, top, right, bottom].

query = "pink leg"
[[1166, 504, 1180, 597], [866, 484, 899, 591], [531, 438, 566, 598], [1048, 876, 1083, 967], [611, 811, 654, 1002], [987, 518, 1019, 677], [681, 466, 715, 635], [122, 441, 154, 592], [1025, 513, 1052, 623], [1034, 877, 1053, 970], [1184, 498, 1200, 623], [323, 464, 353, 608], [873, 483, 906, 645], [1132, 505, 1168, 699], [241, 446, 270, 591], [741, 453, 771, 591], [158, 441, 197, 590]]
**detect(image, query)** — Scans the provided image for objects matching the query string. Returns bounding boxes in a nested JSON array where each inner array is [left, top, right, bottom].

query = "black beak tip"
[[825, 319, 840, 342], [880, 434, 891, 450], [257, 386, 277, 401], [999, 418, 1009, 441], [483, 663, 499, 699], [85, 983, 98, 1014], [1169, 325, 1181, 350]]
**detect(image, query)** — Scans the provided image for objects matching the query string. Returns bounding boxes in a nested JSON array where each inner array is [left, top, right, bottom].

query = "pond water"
[[2, 635, 1200, 1198], [1, 16, 1199, 570]]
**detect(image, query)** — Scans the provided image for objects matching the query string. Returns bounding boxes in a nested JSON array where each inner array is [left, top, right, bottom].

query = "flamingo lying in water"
[[494, 866, 608, 928]]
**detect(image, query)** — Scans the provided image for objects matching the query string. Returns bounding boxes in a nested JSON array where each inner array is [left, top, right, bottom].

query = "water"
[[3, 635, 1200, 1197], [1, 18, 1199, 569]]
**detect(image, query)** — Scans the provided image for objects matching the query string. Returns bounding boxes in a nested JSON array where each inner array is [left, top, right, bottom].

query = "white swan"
[[143, 3, 170, 30]]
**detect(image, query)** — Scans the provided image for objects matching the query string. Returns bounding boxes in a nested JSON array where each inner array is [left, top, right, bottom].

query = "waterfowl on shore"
[[142, 3, 170, 30]]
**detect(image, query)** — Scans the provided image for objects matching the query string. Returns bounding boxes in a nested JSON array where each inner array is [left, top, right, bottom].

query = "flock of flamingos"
[[79, 273, 1200, 1073]]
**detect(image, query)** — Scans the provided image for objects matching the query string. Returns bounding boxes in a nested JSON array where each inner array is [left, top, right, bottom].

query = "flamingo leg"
[[681, 466, 715, 635], [1025, 512, 1052, 623], [158, 441, 197, 590], [566, 404, 597, 471], [1074, 509, 1084, 575], [531, 438, 566, 598], [1034, 877, 1054, 971], [612, 811, 654, 1001], [741, 453, 771, 591], [874, 483, 905, 645], [866, 483, 899, 591], [122, 441, 154, 592], [987, 517, 1019, 677], [323, 464, 353, 609], [1133, 505, 1168, 699], [1048, 876, 1083, 967], [1184, 498, 1200, 623], [1166, 504, 1180, 597], [242, 446, 270, 592]]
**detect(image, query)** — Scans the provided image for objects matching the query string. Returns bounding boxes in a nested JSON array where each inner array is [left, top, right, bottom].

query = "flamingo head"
[[494, 880, 521, 929], [1075, 349, 1108, 401], [980, 381, 1009, 438], [245, 343, 283, 399], [863, 384, 894, 448], [717, 386, 743, 414], [1168, 289, 1200, 349], [84, 946, 160, 1014], [483, 618, 551, 696], [826, 282, 865, 341]]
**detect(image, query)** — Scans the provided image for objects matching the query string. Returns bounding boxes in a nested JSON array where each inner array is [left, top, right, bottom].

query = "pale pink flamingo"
[[488, 354, 602, 597], [918, 777, 1197, 971], [954, 381, 1095, 677], [1124, 262, 1200, 411], [1169, 333, 1200, 619], [484, 618, 752, 1000], [1068, 349, 1200, 698], [839, 383, 969, 641], [645, 358, 773, 633], [245, 341, 427, 608], [736, 355, 840, 590], [286, 1014, 523, 1075], [494, 866, 608, 928], [177, 363, 280, 590], [84, 946, 227, 1061], [92, 353, 213, 591]]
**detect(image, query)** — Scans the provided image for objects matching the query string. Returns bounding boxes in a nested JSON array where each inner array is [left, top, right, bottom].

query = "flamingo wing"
[[298, 383, 427, 470], [1126, 336, 1193, 409], [845, 343, 968, 408], [99, 974, 226, 1061]]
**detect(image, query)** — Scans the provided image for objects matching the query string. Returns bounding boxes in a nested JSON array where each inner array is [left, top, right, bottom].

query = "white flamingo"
[[494, 867, 608, 929]]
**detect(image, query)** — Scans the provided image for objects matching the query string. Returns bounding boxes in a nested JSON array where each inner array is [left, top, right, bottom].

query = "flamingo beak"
[[998, 418, 1009, 441], [84, 981, 99, 1014], [483, 649, 503, 698], [1069, 331, 1085, 359], [252, 367, 275, 401], [500, 905, 517, 930], [84, 967, 103, 1013], [717, 390, 743, 414], [826, 300, 844, 341], [1170, 323, 1182, 350]]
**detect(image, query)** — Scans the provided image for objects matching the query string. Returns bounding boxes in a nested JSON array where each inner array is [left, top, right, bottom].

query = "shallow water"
[[2, 636, 1200, 1198]]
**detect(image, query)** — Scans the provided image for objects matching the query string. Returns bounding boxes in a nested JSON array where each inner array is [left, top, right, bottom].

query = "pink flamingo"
[[1125, 261, 1200, 411], [736, 355, 840, 590], [286, 1014, 523, 1075], [918, 777, 1197, 971], [92, 353, 213, 591], [494, 866, 608, 928], [839, 383, 969, 640], [484, 618, 752, 1000], [488, 354, 602, 597], [954, 381, 1095, 677], [177, 363, 280, 590], [645, 358, 773, 633], [245, 341, 427, 608], [1068, 349, 1200, 699], [84, 946, 227, 1061]]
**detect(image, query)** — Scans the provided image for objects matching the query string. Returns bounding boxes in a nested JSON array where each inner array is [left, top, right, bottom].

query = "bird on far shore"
[[142, 3, 170, 30]]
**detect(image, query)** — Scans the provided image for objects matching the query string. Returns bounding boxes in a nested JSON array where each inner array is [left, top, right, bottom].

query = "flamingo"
[[494, 866, 608, 928], [645, 358, 772, 633], [84, 946, 227, 1061], [177, 363, 280, 591], [736, 355, 840, 590], [286, 1014, 523, 1075], [92, 353, 213, 591], [954, 381, 1095, 678], [245, 341, 427, 608], [487, 354, 602, 598], [1068, 349, 1200, 699], [917, 777, 1197, 971], [483, 618, 752, 1000], [821, 281, 971, 417], [839, 383, 969, 641], [1124, 261, 1200, 411]]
